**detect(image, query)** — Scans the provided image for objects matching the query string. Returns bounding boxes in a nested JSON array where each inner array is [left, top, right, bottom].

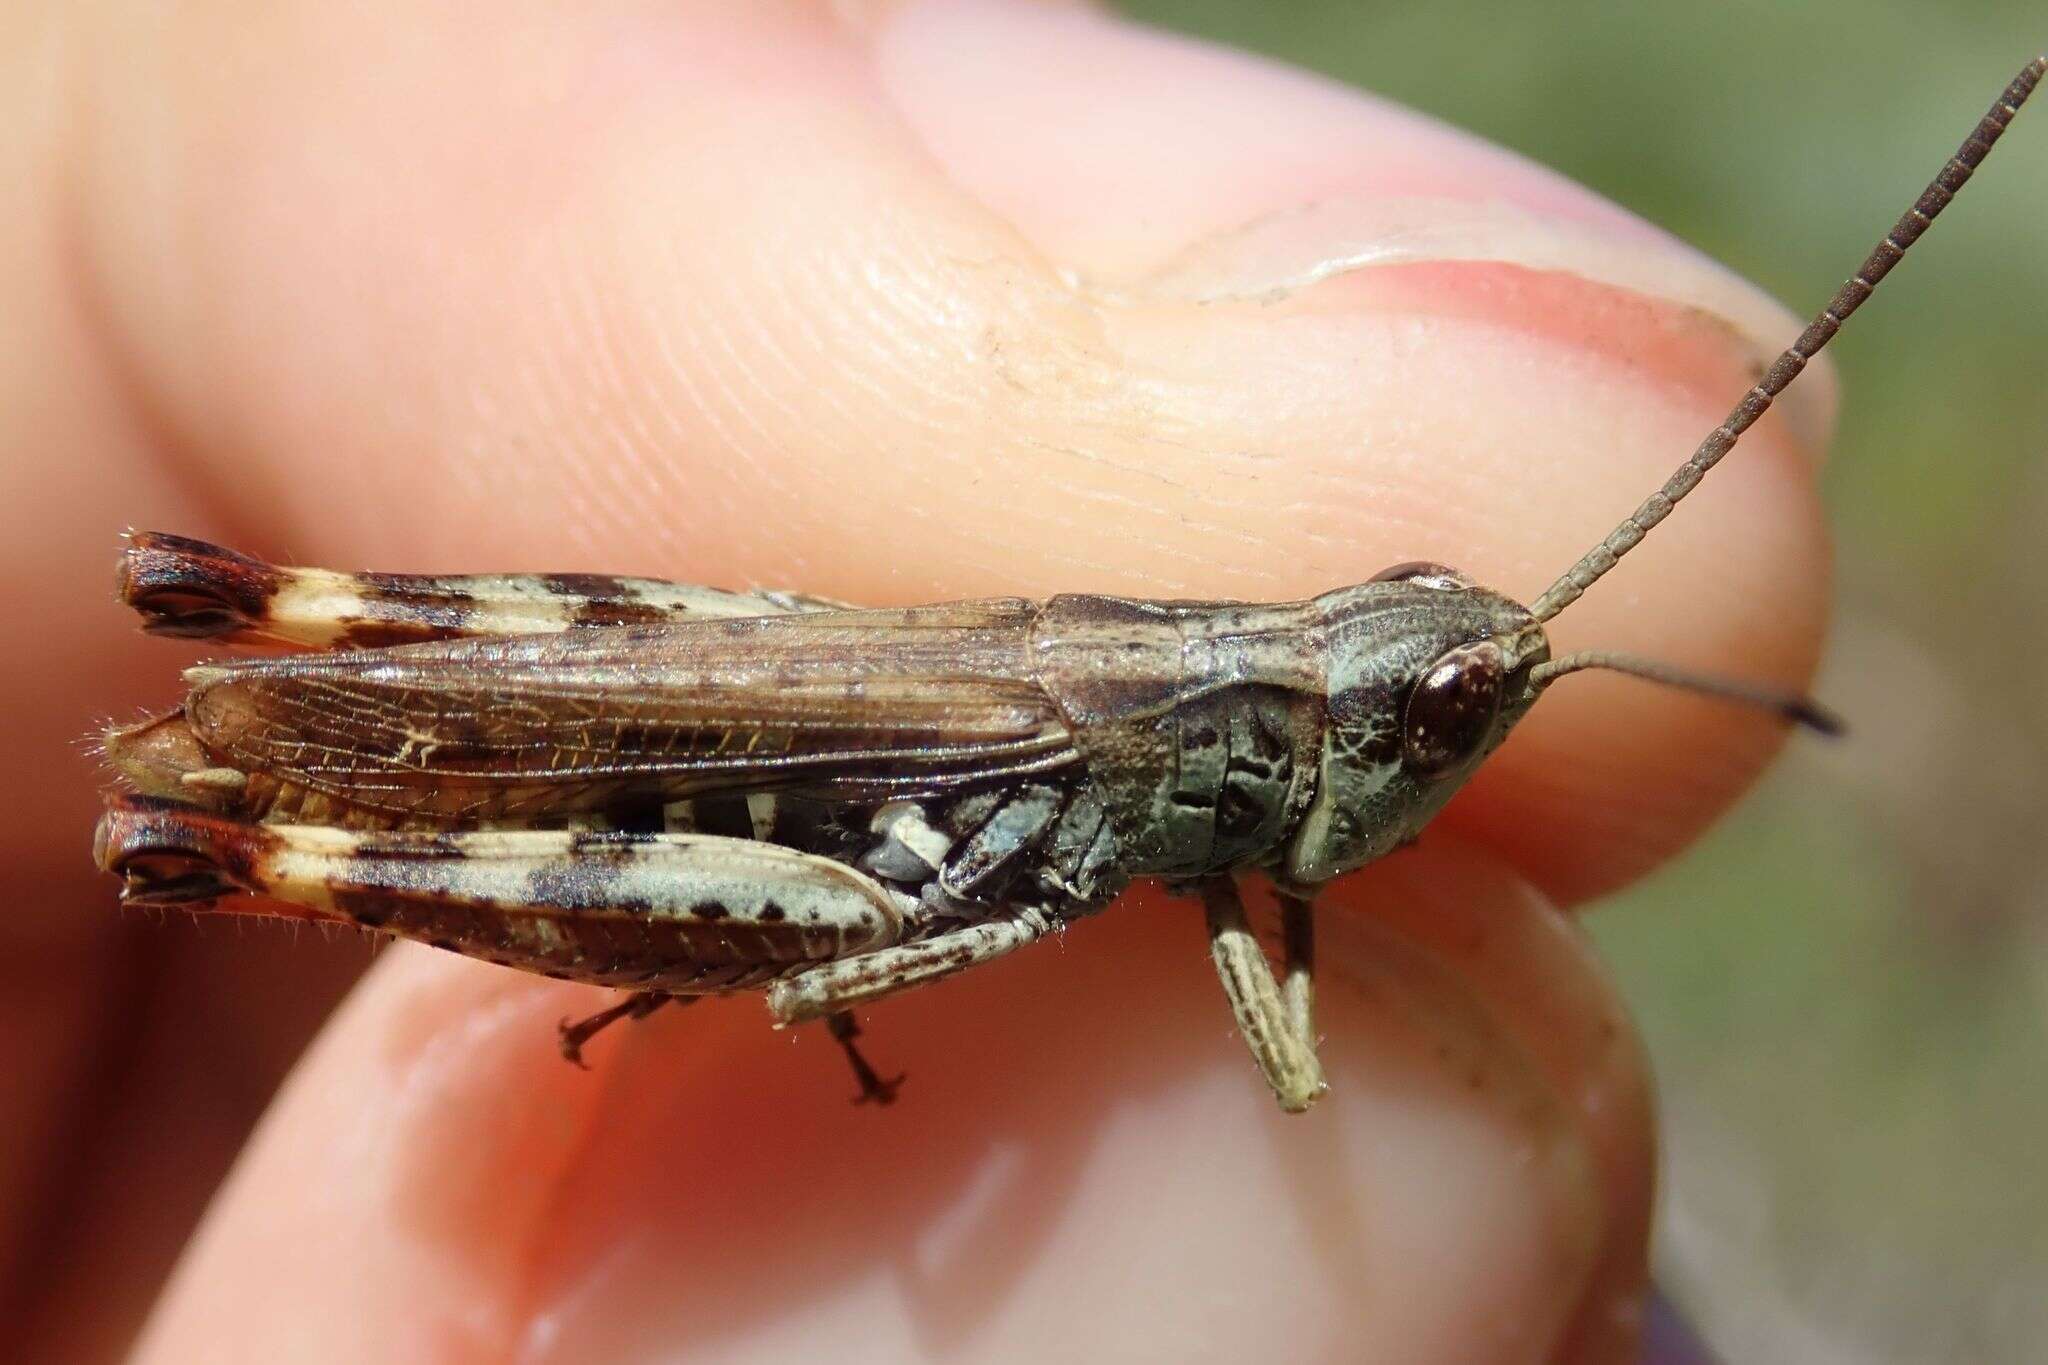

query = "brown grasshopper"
[[93, 61, 2041, 1111]]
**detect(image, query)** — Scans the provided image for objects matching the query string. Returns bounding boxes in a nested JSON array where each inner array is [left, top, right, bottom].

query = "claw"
[[854, 1073, 906, 1107], [556, 1017, 596, 1070], [558, 994, 676, 1068], [826, 1012, 906, 1106]]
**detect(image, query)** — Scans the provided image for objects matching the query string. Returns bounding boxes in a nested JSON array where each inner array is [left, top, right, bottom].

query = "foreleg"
[[1277, 889, 1318, 1057], [1202, 878, 1326, 1113]]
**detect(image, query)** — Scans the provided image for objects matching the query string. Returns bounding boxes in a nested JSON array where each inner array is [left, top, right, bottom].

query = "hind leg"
[[116, 530, 851, 649], [94, 797, 904, 990]]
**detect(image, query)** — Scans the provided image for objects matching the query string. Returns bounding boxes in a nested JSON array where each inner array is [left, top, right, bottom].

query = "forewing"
[[183, 600, 1074, 818]]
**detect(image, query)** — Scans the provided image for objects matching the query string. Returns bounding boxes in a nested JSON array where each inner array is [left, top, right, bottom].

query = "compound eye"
[[1370, 561, 1472, 590], [1403, 640, 1505, 778]]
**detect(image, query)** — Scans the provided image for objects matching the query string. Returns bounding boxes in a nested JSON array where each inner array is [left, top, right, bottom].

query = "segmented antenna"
[[1527, 649, 1845, 734], [1531, 56, 2047, 623]]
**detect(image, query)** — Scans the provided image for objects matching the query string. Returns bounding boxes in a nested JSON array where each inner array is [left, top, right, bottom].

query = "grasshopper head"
[[1288, 549, 1839, 886], [1284, 566, 1550, 883]]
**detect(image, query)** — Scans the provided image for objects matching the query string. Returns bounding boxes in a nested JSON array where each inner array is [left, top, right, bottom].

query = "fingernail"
[[872, 0, 1832, 456]]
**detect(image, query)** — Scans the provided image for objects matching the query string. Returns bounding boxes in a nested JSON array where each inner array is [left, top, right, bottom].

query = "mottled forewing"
[[184, 600, 1073, 818]]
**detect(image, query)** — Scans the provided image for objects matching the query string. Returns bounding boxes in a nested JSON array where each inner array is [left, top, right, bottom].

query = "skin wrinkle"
[[658, 138, 881, 511], [728, 255, 862, 483], [873, 2, 1830, 430], [644, 294, 776, 550], [687, 230, 829, 496], [799, 253, 958, 495], [1114, 272, 1802, 601], [547, 246, 666, 567], [558, 243, 658, 546], [681, 136, 1253, 569], [854, 233, 983, 381]]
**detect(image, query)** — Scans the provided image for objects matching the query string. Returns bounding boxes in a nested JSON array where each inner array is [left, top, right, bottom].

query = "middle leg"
[[558, 992, 691, 1067], [765, 905, 1059, 1024]]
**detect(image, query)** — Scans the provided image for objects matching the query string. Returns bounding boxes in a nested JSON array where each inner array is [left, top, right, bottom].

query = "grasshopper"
[[94, 60, 2041, 1111]]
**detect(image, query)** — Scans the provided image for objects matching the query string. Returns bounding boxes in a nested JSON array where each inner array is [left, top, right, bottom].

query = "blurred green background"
[[1123, 2, 2048, 1360]]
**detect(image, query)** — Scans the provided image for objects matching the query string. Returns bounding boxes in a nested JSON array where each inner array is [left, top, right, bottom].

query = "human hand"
[[3, 3, 1828, 1360]]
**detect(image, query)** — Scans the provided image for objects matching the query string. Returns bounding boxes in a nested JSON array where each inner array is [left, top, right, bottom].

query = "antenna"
[[1527, 649, 1845, 734], [1531, 56, 2046, 623]]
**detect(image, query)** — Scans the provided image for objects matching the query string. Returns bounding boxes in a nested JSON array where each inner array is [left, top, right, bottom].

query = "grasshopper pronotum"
[[94, 60, 2042, 1112]]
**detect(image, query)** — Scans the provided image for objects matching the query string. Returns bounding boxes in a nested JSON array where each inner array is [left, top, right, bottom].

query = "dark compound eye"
[[1369, 561, 1472, 590], [1402, 640, 1505, 778]]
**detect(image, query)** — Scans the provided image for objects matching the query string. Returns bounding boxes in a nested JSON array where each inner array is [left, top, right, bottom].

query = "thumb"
[[64, 3, 1835, 1363]]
